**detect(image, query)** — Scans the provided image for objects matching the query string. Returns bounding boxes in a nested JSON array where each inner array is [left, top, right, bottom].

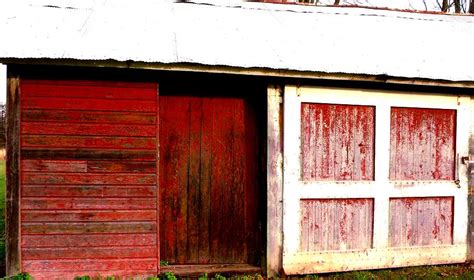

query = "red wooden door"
[[283, 86, 469, 274], [159, 95, 259, 265], [19, 80, 159, 279]]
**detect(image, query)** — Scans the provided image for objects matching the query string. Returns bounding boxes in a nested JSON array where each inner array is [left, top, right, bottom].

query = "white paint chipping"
[[0, 0, 473, 82]]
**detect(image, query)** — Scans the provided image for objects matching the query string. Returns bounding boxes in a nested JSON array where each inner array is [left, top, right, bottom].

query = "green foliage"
[[4, 273, 33, 280], [159, 260, 169, 266], [214, 273, 226, 280], [160, 272, 177, 280], [198, 273, 208, 280], [74, 276, 91, 280]]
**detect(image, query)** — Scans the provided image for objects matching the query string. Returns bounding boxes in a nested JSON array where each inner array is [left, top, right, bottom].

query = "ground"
[[0, 160, 473, 279]]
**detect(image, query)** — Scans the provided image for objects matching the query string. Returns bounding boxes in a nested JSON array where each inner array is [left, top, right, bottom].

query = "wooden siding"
[[300, 199, 374, 251], [389, 197, 454, 247], [19, 80, 158, 279], [301, 103, 375, 181], [390, 108, 456, 180], [159, 95, 259, 265]]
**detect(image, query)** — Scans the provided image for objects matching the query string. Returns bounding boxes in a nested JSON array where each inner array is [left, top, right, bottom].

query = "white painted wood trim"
[[266, 85, 283, 277], [284, 245, 467, 275], [283, 85, 301, 257], [453, 96, 470, 246]]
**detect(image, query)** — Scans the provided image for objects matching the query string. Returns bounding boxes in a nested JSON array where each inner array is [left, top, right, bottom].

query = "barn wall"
[[18, 80, 159, 279]]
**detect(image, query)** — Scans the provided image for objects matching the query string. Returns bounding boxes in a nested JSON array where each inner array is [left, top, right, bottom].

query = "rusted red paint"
[[301, 103, 375, 181], [389, 197, 454, 247], [390, 108, 456, 180], [159, 95, 259, 265], [300, 199, 374, 251], [19, 80, 159, 278]]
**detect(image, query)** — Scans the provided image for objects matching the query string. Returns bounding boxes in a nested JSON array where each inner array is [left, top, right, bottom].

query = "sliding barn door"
[[283, 86, 469, 274]]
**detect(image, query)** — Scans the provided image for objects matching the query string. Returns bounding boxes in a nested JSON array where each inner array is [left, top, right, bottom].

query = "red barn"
[[1, 0, 473, 279]]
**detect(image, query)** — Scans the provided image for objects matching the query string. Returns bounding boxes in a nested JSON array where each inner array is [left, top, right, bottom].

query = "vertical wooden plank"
[[232, 98, 246, 263], [6, 74, 21, 276], [187, 98, 202, 263], [267, 85, 283, 277], [468, 97, 474, 260], [166, 96, 191, 264], [155, 84, 160, 275], [244, 94, 260, 265], [159, 96, 178, 263], [198, 98, 212, 264]]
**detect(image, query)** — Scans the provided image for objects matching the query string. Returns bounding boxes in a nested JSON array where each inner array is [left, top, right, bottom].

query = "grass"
[[0, 159, 473, 278]]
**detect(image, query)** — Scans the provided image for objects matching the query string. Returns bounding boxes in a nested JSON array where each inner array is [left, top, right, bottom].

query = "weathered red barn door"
[[283, 86, 469, 274], [19, 80, 159, 279], [159, 92, 260, 272]]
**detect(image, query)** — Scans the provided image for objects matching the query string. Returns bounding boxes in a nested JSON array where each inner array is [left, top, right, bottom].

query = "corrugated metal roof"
[[0, 0, 473, 82]]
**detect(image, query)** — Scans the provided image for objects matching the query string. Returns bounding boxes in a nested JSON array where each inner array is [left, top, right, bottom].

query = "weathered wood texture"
[[389, 197, 453, 247], [300, 199, 374, 251], [467, 99, 474, 260], [159, 95, 259, 265], [301, 103, 375, 181], [390, 108, 456, 180], [266, 86, 283, 277], [19, 80, 158, 279], [6, 76, 21, 276]]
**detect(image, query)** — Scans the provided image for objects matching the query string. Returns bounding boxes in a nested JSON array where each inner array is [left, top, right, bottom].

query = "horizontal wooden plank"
[[87, 161, 156, 173], [22, 173, 156, 185], [22, 198, 156, 210], [23, 258, 157, 271], [21, 83, 157, 100], [21, 97, 156, 112], [23, 246, 157, 260], [21, 160, 87, 173], [22, 135, 156, 149], [22, 185, 156, 197], [21, 79, 156, 89], [22, 122, 156, 137], [21, 149, 156, 161], [22, 234, 157, 248], [22, 110, 156, 124], [26, 270, 157, 280], [22, 210, 157, 222], [22, 222, 156, 234]]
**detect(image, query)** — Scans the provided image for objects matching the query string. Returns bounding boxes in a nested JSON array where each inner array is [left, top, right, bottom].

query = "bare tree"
[[311, 0, 473, 13]]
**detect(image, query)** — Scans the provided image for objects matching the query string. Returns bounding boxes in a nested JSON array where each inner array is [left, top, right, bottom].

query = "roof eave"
[[2, 58, 474, 89]]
